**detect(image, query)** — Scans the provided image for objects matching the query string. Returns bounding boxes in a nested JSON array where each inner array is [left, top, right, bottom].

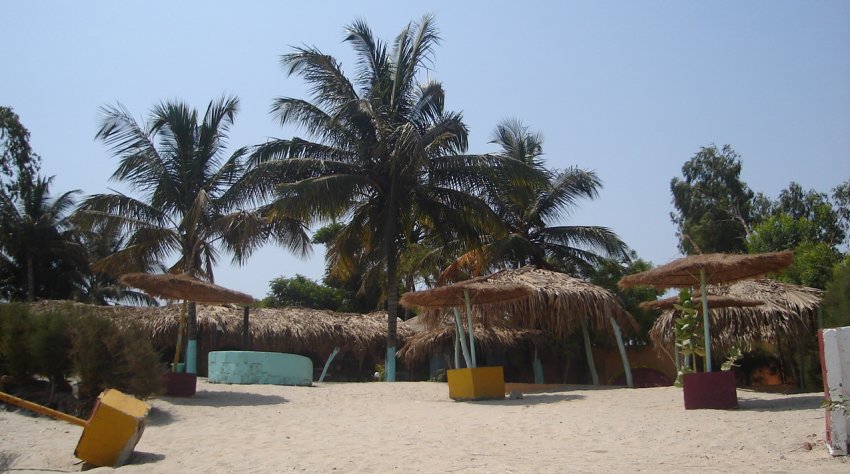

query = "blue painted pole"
[[186, 340, 197, 374], [385, 346, 396, 381], [319, 347, 340, 383], [452, 308, 473, 368]]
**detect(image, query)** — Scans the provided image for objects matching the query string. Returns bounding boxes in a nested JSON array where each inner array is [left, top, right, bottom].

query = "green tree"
[[238, 16, 518, 380], [670, 144, 754, 254], [822, 256, 850, 328], [0, 175, 86, 301], [832, 179, 850, 248], [0, 106, 41, 198], [262, 274, 348, 311], [442, 119, 627, 280], [75, 96, 310, 371]]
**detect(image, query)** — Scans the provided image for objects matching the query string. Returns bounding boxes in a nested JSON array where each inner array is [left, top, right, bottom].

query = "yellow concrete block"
[[447, 366, 505, 401], [74, 389, 151, 467]]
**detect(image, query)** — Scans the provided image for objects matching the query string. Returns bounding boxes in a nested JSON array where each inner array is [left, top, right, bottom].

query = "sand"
[[1, 379, 847, 473]]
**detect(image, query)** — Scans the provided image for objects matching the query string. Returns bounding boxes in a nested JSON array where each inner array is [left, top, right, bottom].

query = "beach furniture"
[[207, 351, 313, 386], [0, 388, 150, 467]]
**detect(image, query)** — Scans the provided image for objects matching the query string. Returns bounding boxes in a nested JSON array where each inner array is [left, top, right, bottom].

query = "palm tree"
[[0, 175, 86, 301], [441, 119, 628, 282], [237, 16, 526, 380], [76, 95, 310, 373]]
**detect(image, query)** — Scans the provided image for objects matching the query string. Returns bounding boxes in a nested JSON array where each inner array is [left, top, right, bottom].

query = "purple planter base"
[[162, 372, 197, 397], [683, 371, 737, 410]]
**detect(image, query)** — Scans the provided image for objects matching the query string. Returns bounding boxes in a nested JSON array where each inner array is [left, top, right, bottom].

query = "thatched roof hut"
[[647, 279, 822, 355], [410, 266, 636, 337], [397, 316, 548, 365], [26, 300, 406, 367]]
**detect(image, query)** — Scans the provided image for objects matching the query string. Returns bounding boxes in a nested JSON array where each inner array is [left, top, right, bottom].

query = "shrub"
[[0, 303, 34, 381], [29, 309, 73, 389], [70, 312, 162, 401]]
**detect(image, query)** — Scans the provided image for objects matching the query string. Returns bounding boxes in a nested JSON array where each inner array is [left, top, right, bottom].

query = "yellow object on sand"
[[74, 389, 151, 467], [447, 366, 505, 401]]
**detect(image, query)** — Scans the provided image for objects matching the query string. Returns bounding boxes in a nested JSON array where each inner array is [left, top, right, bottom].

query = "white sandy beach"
[[1, 379, 847, 473]]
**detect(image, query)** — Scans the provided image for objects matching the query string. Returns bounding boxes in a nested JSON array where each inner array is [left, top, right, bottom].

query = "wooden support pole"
[[464, 291, 477, 368], [242, 306, 250, 350], [452, 308, 473, 369], [319, 347, 340, 383]]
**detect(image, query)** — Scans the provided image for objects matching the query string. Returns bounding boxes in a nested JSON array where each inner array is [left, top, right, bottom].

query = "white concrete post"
[[820, 327, 850, 456]]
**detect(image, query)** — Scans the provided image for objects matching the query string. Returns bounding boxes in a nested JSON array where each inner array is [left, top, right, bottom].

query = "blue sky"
[[3, 1, 849, 300]]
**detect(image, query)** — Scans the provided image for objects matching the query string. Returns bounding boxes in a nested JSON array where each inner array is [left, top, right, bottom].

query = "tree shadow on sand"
[[160, 391, 288, 408], [737, 393, 823, 412]]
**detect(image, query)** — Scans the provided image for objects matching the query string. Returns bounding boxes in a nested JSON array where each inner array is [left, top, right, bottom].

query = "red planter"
[[162, 372, 197, 397], [682, 371, 737, 409]]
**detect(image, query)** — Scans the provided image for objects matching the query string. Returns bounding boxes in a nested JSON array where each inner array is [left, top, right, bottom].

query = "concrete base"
[[208, 351, 313, 386], [447, 367, 505, 401]]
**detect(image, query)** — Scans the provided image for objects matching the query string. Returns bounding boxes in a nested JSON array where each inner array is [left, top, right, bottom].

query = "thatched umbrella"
[[647, 279, 821, 381], [403, 266, 638, 387], [618, 251, 794, 372], [401, 276, 532, 370], [119, 273, 254, 374]]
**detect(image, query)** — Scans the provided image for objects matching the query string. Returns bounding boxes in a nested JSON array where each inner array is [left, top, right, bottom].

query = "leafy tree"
[[310, 222, 382, 313], [822, 256, 850, 328], [584, 251, 662, 345], [75, 96, 310, 366], [0, 175, 86, 301], [670, 144, 754, 254], [442, 119, 627, 281], [262, 274, 348, 311], [832, 179, 850, 248], [0, 106, 41, 198], [237, 16, 521, 380]]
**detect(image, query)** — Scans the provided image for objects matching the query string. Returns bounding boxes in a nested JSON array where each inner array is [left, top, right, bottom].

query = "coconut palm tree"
[[76, 95, 310, 372], [0, 175, 86, 301], [441, 119, 629, 282], [236, 16, 528, 380]]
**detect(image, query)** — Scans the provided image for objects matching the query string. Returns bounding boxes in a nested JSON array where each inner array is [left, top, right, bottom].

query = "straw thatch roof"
[[26, 300, 406, 356], [639, 295, 765, 311], [397, 315, 550, 364], [400, 276, 532, 309], [405, 266, 637, 338], [119, 273, 255, 305], [647, 279, 822, 355], [618, 251, 794, 289]]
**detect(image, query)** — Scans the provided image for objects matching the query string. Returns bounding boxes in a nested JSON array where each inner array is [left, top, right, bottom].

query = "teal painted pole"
[[700, 269, 712, 372], [186, 340, 197, 374], [533, 346, 544, 384], [385, 346, 396, 381], [464, 291, 477, 368], [581, 315, 600, 385], [452, 308, 473, 368], [609, 316, 633, 388], [319, 347, 340, 383]]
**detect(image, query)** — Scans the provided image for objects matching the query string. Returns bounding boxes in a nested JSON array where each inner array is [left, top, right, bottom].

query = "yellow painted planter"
[[447, 366, 505, 401], [75, 389, 151, 467]]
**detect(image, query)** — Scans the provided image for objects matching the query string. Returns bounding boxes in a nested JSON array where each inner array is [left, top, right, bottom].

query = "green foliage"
[[832, 179, 850, 248], [823, 257, 850, 328], [721, 347, 743, 372], [670, 144, 754, 254], [0, 175, 86, 301], [0, 106, 41, 198], [264, 274, 348, 311], [29, 309, 73, 386], [0, 303, 35, 380], [70, 311, 162, 401], [673, 289, 705, 385]]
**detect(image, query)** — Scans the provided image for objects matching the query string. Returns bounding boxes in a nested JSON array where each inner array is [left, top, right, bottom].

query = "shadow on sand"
[[737, 393, 824, 412], [160, 390, 288, 408], [469, 393, 586, 406]]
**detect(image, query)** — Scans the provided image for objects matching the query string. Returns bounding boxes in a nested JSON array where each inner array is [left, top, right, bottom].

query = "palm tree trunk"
[[26, 254, 35, 302]]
